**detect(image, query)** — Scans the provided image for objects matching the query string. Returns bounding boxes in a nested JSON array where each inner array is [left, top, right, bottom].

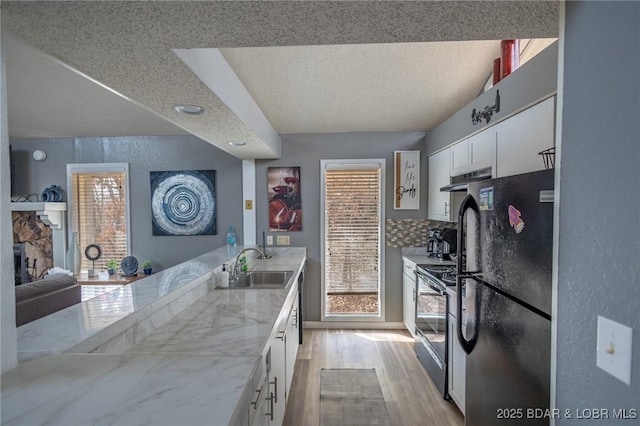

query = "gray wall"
[[256, 132, 426, 323], [556, 2, 639, 423], [1, 10, 18, 373], [426, 41, 558, 155], [10, 135, 243, 270]]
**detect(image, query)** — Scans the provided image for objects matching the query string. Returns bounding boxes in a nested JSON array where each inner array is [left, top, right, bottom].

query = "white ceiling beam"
[[174, 48, 281, 158]]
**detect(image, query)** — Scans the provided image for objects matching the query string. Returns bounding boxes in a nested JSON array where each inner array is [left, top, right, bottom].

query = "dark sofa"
[[15, 274, 81, 326]]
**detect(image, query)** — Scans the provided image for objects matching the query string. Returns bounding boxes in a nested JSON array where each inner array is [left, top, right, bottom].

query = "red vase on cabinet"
[[500, 39, 520, 79]]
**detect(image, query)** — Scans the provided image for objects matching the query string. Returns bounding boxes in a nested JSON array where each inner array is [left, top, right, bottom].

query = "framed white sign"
[[394, 151, 420, 210]]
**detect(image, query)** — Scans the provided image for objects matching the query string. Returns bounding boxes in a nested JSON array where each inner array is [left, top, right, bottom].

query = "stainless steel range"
[[414, 263, 457, 398]]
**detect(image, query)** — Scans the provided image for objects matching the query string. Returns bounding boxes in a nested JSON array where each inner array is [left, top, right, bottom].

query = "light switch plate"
[[596, 315, 632, 385], [276, 235, 290, 245], [244, 200, 253, 210], [266, 235, 273, 245]]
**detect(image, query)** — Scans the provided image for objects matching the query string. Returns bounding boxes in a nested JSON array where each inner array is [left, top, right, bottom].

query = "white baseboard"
[[303, 321, 407, 330]]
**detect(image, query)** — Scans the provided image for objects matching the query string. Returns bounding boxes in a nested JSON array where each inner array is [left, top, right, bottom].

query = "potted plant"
[[106, 259, 119, 275], [142, 260, 153, 275]]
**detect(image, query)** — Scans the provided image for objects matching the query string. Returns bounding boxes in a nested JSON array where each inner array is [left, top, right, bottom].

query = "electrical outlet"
[[596, 316, 632, 385], [276, 235, 290, 245], [267, 235, 273, 245]]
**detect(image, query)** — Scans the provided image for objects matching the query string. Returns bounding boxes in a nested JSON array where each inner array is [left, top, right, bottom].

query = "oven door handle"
[[425, 281, 445, 296], [416, 271, 446, 296], [457, 194, 480, 355]]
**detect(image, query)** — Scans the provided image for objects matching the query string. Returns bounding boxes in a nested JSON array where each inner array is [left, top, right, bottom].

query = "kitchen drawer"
[[402, 258, 416, 276]]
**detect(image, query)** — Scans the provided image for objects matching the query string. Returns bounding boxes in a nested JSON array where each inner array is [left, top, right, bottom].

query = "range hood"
[[440, 167, 492, 192]]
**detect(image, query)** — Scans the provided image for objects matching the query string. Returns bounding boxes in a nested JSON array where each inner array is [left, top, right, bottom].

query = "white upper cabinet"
[[468, 127, 496, 173], [450, 128, 496, 177], [450, 139, 469, 176], [429, 148, 456, 222], [495, 97, 555, 178]]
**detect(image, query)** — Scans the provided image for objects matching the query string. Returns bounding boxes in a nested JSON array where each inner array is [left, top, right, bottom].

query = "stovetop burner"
[[418, 264, 454, 275], [440, 275, 457, 286], [416, 264, 458, 286]]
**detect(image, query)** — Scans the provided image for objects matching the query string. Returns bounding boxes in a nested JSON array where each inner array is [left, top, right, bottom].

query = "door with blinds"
[[67, 163, 131, 271], [321, 159, 385, 321]]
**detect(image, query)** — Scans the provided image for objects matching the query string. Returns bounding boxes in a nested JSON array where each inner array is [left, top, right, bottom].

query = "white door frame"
[[320, 159, 386, 322]]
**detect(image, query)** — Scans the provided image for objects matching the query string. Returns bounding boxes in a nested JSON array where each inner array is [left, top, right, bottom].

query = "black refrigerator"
[[456, 169, 553, 426]]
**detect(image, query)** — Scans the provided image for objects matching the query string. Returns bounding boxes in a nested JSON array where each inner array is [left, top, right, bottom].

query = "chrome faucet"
[[230, 248, 266, 281]]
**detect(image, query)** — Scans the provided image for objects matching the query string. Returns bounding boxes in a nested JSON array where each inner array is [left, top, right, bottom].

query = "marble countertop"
[[2, 246, 306, 426], [16, 247, 234, 361]]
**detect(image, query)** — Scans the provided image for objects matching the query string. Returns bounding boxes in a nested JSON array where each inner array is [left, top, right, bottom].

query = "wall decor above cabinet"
[[471, 90, 501, 126]]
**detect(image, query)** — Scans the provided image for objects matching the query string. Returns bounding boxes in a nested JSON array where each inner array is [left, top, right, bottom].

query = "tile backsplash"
[[385, 218, 455, 248]]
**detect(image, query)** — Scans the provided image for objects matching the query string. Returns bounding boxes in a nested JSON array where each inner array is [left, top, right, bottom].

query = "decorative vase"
[[66, 231, 82, 275], [500, 39, 520, 79], [72, 232, 81, 275]]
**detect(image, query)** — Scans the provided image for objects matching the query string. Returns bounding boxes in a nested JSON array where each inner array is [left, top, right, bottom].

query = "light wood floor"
[[283, 329, 464, 426]]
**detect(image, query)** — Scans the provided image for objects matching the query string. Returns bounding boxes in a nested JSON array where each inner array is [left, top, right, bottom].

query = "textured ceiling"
[[2, 1, 559, 159], [5, 35, 187, 140], [219, 41, 502, 134]]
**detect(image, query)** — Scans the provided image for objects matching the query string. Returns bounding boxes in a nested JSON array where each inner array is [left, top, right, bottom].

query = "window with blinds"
[[321, 160, 385, 320], [68, 164, 130, 271]]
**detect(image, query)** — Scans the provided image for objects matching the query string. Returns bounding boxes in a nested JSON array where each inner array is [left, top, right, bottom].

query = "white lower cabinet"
[[250, 355, 270, 426], [284, 293, 300, 400], [402, 258, 416, 337], [254, 289, 299, 426], [269, 329, 286, 425], [448, 313, 466, 414]]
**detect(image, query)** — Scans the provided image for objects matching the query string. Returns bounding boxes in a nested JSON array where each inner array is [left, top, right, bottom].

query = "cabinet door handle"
[[266, 392, 274, 421], [269, 376, 278, 404], [445, 201, 450, 215], [412, 288, 416, 302], [277, 330, 286, 341], [251, 384, 264, 409]]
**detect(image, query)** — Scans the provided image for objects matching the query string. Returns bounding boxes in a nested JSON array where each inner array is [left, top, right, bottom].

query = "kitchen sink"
[[222, 270, 294, 289]]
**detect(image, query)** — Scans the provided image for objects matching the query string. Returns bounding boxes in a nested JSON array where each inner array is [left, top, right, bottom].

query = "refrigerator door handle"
[[457, 194, 480, 354], [456, 194, 479, 276], [456, 274, 483, 355]]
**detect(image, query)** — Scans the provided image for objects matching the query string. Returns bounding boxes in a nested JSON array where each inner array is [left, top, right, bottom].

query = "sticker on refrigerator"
[[479, 187, 494, 211], [508, 205, 525, 233]]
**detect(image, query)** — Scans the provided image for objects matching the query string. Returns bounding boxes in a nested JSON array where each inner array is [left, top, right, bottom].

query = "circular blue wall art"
[[150, 170, 217, 236]]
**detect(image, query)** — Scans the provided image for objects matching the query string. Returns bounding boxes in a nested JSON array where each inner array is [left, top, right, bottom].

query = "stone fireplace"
[[11, 202, 67, 283]]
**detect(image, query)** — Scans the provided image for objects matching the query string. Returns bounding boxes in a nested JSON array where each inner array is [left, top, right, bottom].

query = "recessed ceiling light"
[[174, 104, 206, 115], [227, 141, 247, 147]]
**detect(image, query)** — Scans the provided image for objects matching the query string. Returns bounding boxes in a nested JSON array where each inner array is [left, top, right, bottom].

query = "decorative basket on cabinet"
[[538, 147, 555, 170]]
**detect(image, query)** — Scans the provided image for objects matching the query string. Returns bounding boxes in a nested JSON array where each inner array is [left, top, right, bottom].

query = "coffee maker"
[[427, 228, 440, 257], [427, 228, 457, 260]]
